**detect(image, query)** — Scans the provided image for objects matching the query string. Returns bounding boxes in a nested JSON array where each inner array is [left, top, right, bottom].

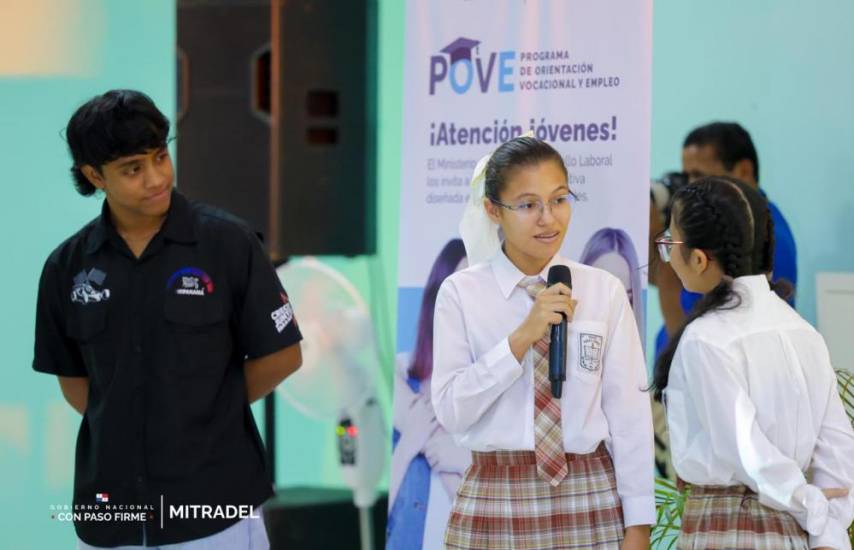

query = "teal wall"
[[645, 2, 854, 534], [646, 0, 854, 338], [3, 1, 853, 548]]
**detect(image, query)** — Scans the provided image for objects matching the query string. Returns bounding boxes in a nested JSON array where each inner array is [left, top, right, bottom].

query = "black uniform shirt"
[[33, 190, 302, 546]]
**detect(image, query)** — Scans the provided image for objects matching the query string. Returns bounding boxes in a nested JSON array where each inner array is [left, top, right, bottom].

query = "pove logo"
[[429, 37, 515, 95]]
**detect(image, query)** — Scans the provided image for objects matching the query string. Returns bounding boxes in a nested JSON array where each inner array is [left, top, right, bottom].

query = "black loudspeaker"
[[177, 0, 272, 240], [176, 0, 376, 259]]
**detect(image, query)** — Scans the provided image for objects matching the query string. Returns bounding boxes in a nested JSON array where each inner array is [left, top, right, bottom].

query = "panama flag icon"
[[96, 493, 109, 503]]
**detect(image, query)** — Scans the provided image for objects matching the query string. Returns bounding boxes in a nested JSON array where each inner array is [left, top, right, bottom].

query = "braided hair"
[[723, 177, 794, 301], [651, 177, 754, 399]]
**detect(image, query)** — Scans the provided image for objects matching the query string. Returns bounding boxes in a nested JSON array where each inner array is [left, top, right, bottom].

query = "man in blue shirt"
[[653, 122, 797, 358]]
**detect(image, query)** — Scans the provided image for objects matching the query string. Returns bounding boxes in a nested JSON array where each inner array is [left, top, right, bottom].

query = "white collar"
[[490, 249, 565, 299], [733, 274, 772, 298]]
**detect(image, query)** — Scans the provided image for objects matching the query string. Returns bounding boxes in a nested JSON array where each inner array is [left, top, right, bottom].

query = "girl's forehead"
[[503, 161, 567, 195]]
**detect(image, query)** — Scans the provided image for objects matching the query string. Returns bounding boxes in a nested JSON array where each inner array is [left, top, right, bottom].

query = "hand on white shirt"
[[509, 282, 577, 361], [396, 391, 471, 502], [395, 390, 439, 462], [423, 423, 469, 499], [423, 425, 471, 484], [389, 384, 440, 505], [438, 471, 463, 501], [822, 488, 849, 500], [393, 372, 438, 445]]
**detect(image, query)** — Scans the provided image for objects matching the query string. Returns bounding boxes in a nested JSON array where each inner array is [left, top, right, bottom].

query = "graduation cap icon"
[[441, 37, 481, 64]]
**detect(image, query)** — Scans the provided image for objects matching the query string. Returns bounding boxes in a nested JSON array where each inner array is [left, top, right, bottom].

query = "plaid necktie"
[[521, 277, 568, 486]]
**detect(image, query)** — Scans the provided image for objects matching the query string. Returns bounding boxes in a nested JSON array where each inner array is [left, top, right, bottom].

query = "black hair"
[[65, 89, 170, 196], [723, 177, 794, 301], [408, 238, 467, 381], [651, 177, 755, 399], [683, 122, 759, 183], [484, 137, 568, 201]]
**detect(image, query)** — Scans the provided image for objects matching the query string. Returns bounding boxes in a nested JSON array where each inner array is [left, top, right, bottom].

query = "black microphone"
[[547, 265, 572, 399]]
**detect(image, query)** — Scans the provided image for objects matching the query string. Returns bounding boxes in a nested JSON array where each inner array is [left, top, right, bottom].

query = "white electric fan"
[[275, 257, 387, 550]]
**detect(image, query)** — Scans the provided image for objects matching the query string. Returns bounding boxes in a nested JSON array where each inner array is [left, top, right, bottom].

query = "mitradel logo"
[[50, 495, 260, 527], [168, 505, 261, 521], [429, 37, 515, 95]]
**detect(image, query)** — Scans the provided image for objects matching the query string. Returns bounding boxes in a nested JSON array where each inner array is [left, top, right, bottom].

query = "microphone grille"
[[547, 265, 572, 288]]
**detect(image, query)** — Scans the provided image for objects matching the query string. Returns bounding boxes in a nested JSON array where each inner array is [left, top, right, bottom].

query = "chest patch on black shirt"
[[71, 268, 111, 304], [166, 267, 215, 297]]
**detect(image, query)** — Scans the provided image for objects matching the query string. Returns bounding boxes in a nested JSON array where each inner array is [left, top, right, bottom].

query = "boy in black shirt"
[[33, 89, 302, 548]]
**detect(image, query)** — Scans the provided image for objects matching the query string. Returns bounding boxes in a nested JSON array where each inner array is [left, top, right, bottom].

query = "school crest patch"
[[579, 333, 603, 372]]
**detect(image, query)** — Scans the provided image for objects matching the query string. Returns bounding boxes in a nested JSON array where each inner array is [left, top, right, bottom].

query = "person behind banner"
[[388, 237, 472, 550], [651, 122, 797, 360], [432, 137, 654, 550], [652, 177, 854, 550], [32, 90, 303, 549]]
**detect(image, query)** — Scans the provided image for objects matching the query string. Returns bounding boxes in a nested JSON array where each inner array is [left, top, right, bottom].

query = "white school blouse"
[[666, 275, 854, 550], [431, 251, 655, 527]]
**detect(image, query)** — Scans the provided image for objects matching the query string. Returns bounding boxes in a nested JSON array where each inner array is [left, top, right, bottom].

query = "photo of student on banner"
[[387, 238, 472, 550], [579, 227, 645, 349]]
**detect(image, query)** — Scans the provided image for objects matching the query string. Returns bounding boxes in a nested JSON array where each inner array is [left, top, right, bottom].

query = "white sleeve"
[[678, 337, 831, 537], [600, 283, 656, 527], [430, 280, 524, 434], [807, 342, 854, 550]]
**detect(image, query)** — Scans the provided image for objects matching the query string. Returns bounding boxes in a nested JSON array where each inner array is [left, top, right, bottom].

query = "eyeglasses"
[[654, 232, 686, 263], [490, 193, 576, 220]]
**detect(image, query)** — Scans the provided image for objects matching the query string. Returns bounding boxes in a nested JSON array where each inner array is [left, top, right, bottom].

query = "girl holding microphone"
[[432, 137, 654, 549]]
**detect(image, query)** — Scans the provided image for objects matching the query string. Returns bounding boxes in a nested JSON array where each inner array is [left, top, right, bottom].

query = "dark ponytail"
[[763, 210, 794, 301], [651, 178, 755, 399]]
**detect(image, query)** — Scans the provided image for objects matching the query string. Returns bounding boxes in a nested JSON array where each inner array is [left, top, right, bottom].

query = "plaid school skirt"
[[444, 443, 624, 549], [677, 484, 809, 550]]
